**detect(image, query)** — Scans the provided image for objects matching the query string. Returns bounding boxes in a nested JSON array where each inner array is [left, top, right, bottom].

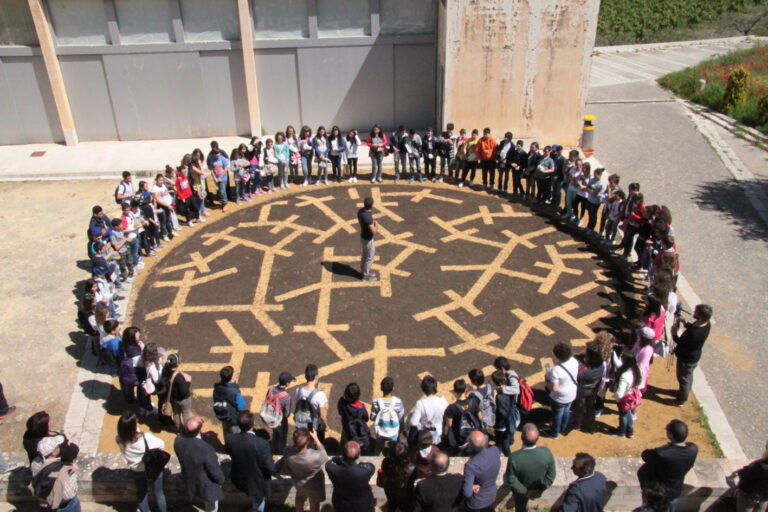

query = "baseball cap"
[[551, 144, 562, 151], [37, 436, 64, 458], [279, 371, 296, 386]]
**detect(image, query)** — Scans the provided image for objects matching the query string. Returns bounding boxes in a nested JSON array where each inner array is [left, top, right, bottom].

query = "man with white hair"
[[506, 423, 557, 511]]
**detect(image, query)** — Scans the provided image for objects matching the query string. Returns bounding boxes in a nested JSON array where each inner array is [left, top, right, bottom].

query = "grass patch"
[[691, 400, 726, 458], [658, 43, 768, 135]]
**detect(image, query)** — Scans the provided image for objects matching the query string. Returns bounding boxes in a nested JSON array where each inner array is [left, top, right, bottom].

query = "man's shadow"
[[322, 261, 362, 280]]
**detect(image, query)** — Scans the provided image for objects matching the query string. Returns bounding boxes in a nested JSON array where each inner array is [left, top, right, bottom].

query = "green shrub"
[[757, 94, 768, 126], [721, 66, 751, 111], [729, 95, 759, 124], [692, 81, 727, 109], [658, 71, 700, 97]]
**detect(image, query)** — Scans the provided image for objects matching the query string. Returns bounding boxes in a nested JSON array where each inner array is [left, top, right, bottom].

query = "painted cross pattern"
[[139, 187, 620, 422]]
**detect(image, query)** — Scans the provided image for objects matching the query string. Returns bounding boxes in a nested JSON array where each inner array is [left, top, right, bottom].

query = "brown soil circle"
[[131, 184, 625, 441]]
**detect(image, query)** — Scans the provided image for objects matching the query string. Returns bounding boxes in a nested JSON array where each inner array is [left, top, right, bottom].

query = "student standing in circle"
[[358, 197, 379, 282]]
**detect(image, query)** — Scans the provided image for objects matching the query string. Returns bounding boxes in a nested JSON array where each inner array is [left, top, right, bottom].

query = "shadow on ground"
[[691, 177, 768, 242]]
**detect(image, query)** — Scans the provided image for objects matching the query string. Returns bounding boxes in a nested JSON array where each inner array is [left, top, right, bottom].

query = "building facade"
[[0, 0, 598, 146]]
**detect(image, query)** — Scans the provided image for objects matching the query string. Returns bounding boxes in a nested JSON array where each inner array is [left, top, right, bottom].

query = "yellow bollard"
[[581, 115, 595, 158]]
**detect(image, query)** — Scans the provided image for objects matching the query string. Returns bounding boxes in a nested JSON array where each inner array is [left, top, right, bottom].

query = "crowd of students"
[[60, 126, 768, 512]]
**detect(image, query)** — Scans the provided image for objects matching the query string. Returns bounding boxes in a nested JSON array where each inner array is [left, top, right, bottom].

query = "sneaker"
[[432, 177, 437, 182], [188, 221, 195, 227], [158, 243, 167, 249], [324, 179, 329, 185], [377, 178, 383, 183], [458, 182, 464, 188], [114, 294, 126, 301], [371, 179, 376, 184], [204, 211, 211, 217], [349, 177, 355, 183], [302, 181, 308, 187], [245, 196, 252, 202], [420, 178, 426, 183], [174, 227, 182, 232], [438, 177, 443, 183], [395, 178, 399, 184], [163, 236, 171, 242], [123, 277, 134, 284], [469, 180, 474, 187], [409, 178, 414, 184], [0, 406, 17, 421], [316, 181, 321, 186], [612, 429, 626, 438], [594, 410, 602, 418], [236, 200, 241, 205], [627, 431, 634, 439], [198, 217, 206, 222], [363, 274, 380, 282], [135, 262, 145, 270]]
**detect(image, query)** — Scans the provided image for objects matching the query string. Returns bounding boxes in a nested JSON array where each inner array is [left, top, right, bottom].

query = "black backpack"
[[456, 402, 480, 447], [346, 417, 371, 447]]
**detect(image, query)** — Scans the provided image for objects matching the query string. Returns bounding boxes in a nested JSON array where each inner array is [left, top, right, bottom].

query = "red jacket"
[[475, 136, 498, 161], [175, 174, 193, 201]]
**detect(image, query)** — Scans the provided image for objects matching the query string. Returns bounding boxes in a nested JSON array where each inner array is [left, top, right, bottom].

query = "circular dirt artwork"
[[132, 185, 623, 436]]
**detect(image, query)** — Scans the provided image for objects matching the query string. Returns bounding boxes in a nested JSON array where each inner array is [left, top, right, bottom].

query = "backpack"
[[518, 378, 534, 412], [119, 357, 138, 385], [374, 398, 401, 440], [456, 402, 480, 447], [260, 386, 288, 429], [347, 417, 371, 447], [293, 388, 319, 429], [471, 384, 496, 430], [115, 184, 122, 204], [212, 382, 239, 423], [31, 460, 73, 509]]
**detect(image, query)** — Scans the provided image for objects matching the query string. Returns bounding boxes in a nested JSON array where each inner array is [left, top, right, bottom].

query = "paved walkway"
[[590, 36, 764, 87]]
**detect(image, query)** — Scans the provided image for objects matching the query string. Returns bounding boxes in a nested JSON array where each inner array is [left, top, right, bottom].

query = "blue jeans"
[[57, 495, 81, 512], [393, 153, 406, 179], [668, 497, 679, 512], [551, 178, 563, 208], [134, 471, 167, 512], [618, 409, 634, 435], [128, 237, 140, 267], [550, 399, 572, 436], [217, 177, 228, 206], [252, 497, 265, 512], [235, 178, 246, 200], [371, 153, 383, 181], [301, 152, 313, 182], [408, 155, 422, 179]]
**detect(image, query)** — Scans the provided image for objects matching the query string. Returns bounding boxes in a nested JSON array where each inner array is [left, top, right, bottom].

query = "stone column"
[[27, 0, 79, 146], [237, 0, 262, 137], [438, 0, 600, 146]]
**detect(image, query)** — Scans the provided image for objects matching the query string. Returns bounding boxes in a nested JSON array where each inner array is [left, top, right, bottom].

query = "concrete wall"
[[440, 0, 600, 146]]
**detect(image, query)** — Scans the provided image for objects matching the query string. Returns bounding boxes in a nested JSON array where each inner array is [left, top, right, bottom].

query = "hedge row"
[[597, 0, 768, 46]]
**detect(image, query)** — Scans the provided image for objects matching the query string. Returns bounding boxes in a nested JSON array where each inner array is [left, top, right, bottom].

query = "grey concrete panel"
[[297, 45, 394, 132], [1, 57, 63, 144], [103, 52, 204, 140], [394, 43, 436, 130], [199, 51, 250, 137], [59, 56, 119, 141], [0, 58, 24, 145], [253, 49, 301, 134]]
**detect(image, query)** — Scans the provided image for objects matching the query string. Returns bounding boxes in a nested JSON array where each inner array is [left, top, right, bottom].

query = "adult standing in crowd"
[[276, 428, 329, 512], [569, 344, 603, 434], [225, 411, 277, 512], [116, 411, 167, 512], [174, 417, 224, 512], [729, 438, 768, 512], [673, 304, 712, 406], [555, 452, 607, 512], [462, 431, 501, 512], [379, 441, 417, 512], [158, 354, 192, 432], [325, 441, 376, 512], [358, 196, 379, 282], [265, 371, 294, 455], [546, 342, 579, 439], [413, 451, 464, 512], [638, 420, 698, 512], [506, 424, 556, 512]]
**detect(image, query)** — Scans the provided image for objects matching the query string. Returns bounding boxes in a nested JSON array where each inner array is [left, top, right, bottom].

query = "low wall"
[[0, 452, 744, 511]]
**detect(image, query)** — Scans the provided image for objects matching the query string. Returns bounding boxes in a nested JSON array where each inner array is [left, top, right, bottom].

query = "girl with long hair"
[[366, 124, 387, 183], [190, 148, 210, 218], [313, 126, 329, 185], [138, 342, 166, 415], [286, 125, 300, 186], [345, 129, 361, 183], [299, 125, 314, 186], [116, 411, 167, 512], [328, 126, 345, 184]]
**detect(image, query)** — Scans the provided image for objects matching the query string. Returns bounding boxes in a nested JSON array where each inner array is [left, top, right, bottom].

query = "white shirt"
[[408, 395, 449, 445], [344, 135, 361, 159], [151, 184, 173, 208], [117, 432, 165, 472], [294, 386, 328, 412], [547, 357, 579, 405]]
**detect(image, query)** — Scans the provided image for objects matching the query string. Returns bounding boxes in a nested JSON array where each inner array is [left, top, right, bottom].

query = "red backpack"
[[518, 378, 534, 412]]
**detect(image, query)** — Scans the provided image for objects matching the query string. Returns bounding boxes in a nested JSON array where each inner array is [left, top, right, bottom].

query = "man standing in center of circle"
[[358, 196, 379, 282]]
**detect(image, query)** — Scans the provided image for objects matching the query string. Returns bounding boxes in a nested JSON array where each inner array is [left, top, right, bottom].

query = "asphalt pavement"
[[587, 79, 768, 459]]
